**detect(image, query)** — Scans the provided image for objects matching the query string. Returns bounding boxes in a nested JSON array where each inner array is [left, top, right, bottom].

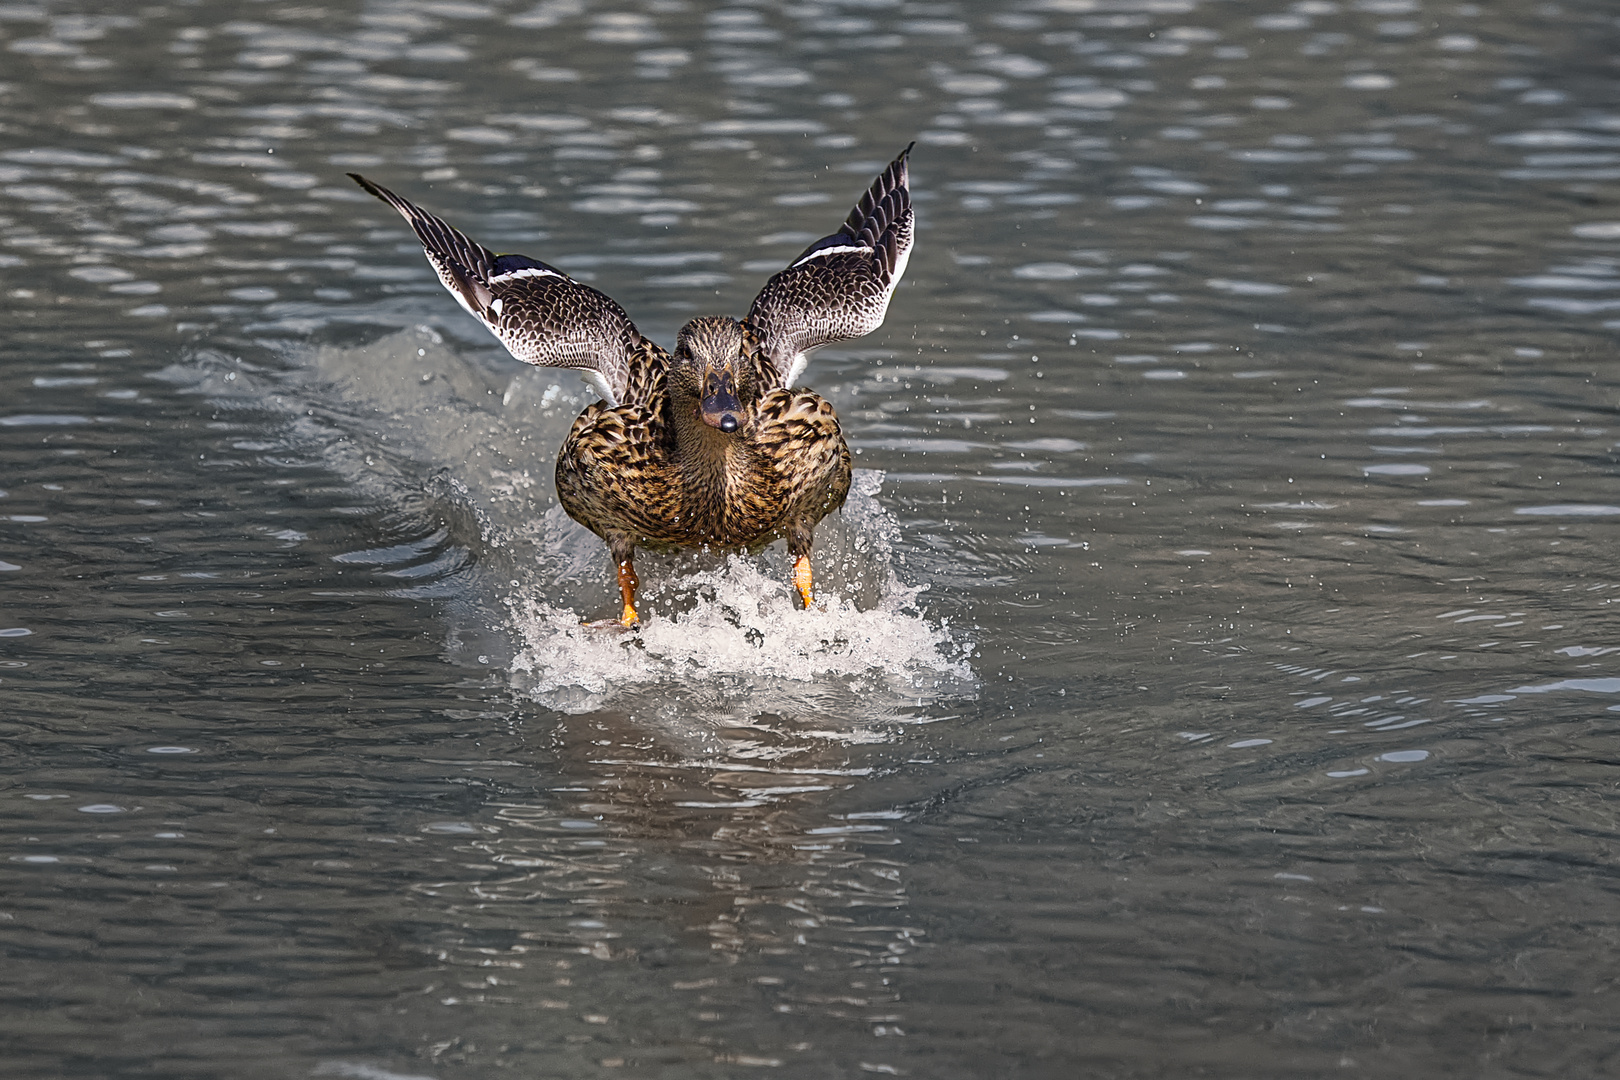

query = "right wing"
[[350, 173, 642, 405]]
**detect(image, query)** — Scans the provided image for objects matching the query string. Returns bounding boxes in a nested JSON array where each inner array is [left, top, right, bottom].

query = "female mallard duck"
[[350, 145, 914, 628]]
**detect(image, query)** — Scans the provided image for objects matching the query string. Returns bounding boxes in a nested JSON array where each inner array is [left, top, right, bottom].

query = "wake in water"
[[158, 327, 976, 715]]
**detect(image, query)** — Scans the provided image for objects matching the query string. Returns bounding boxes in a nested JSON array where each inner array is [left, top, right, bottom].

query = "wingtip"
[[891, 142, 915, 185], [348, 172, 387, 202]]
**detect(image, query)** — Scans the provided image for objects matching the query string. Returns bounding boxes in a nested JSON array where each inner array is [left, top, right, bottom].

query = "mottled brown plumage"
[[350, 146, 913, 627], [555, 320, 853, 618]]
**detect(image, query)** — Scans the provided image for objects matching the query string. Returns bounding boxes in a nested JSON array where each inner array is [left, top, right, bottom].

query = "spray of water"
[[158, 327, 977, 714]]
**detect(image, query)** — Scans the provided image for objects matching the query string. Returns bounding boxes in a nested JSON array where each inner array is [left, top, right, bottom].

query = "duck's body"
[[350, 146, 912, 627], [555, 331, 852, 556]]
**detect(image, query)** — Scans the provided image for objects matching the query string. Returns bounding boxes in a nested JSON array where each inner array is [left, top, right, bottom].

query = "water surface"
[[3, 1, 1620, 1076]]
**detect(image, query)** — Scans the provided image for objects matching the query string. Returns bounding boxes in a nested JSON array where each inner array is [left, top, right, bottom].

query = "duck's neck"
[[670, 393, 745, 504]]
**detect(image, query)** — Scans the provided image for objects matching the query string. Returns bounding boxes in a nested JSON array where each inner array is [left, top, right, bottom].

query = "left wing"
[[745, 144, 915, 387]]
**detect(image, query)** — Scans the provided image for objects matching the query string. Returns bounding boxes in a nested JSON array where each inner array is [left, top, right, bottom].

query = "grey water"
[[3, 0, 1619, 1076]]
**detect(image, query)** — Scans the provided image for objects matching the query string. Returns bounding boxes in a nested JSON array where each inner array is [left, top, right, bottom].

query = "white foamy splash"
[[508, 472, 975, 713]]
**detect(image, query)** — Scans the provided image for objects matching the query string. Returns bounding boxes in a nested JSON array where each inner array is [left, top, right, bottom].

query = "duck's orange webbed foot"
[[792, 554, 815, 610]]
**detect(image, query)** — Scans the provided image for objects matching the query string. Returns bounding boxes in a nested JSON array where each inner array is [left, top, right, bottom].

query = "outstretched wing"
[[349, 173, 642, 405], [746, 144, 915, 388]]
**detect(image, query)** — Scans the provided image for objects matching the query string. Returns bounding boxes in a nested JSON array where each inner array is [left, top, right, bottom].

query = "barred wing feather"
[[746, 144, 915, 388], [349, 173, 642, 405]]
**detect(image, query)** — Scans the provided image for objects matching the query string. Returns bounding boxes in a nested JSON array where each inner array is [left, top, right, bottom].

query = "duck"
[[349, 144, 914, 629]]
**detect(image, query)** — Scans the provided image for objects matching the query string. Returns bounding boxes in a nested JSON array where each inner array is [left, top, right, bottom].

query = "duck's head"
[[671, 316, 755, 434]]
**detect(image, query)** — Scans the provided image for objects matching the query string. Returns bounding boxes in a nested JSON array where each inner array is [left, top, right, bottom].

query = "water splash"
[[509, 472, 976, 713], [510, 556, 971, 707]]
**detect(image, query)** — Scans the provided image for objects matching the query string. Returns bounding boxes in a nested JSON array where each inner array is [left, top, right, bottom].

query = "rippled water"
[[4, 0, 1620, 1076]]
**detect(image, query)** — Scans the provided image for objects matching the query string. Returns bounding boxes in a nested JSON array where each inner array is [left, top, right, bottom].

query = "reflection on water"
[[4, 0, 1620, 1076]]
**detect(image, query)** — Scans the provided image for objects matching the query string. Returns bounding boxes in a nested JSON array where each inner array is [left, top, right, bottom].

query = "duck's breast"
[[555, 399, 684, 545], [732, 388, 851, 534]]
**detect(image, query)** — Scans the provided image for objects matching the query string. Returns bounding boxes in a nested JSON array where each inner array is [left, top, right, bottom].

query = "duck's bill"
[[700, 386, 743, 433]]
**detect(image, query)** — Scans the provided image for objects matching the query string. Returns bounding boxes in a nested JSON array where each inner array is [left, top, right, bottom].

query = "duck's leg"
[[614, 555, 641, 628], [792, 554, 814, 609], [788, 523, 816, 610], [585, 538, 641, 630]]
